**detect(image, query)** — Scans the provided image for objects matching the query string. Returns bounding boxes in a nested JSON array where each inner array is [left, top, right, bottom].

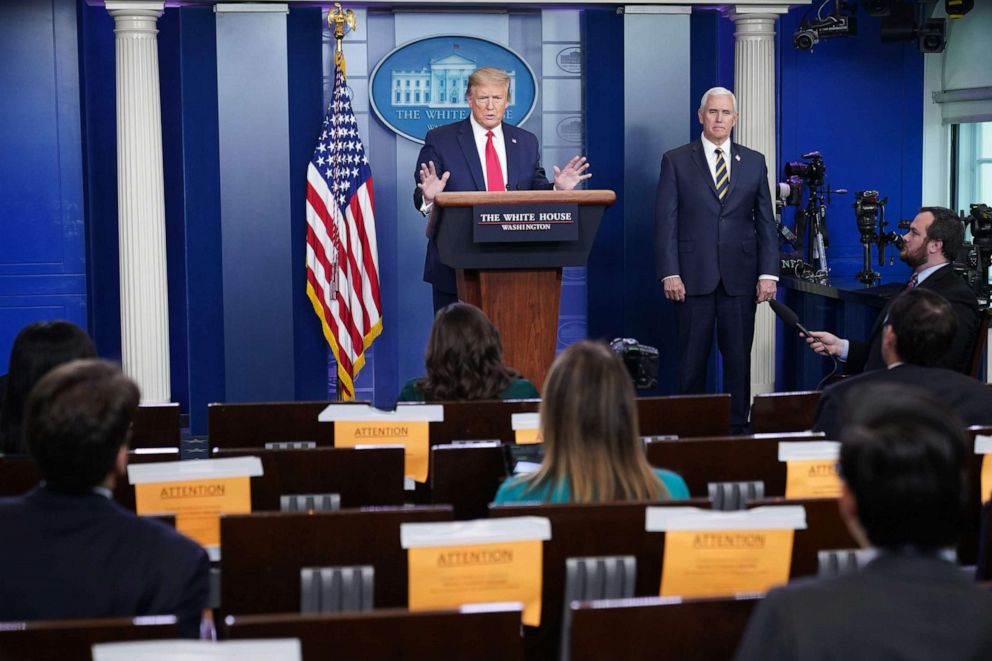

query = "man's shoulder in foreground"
[[735, 554, 992, 660], [2, 486, 205, 559]]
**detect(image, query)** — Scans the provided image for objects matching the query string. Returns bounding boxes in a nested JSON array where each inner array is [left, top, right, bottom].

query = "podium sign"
[[473, 203, 579, 243], [435, 190, 615, 388]]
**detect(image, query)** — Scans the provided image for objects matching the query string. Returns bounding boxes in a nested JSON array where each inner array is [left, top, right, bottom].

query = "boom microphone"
[[770, 299, 841, 390], [769, 300, 812, 337]]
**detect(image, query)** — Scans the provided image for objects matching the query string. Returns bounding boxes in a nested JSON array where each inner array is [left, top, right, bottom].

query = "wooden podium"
[[432, 189, 615, 390]]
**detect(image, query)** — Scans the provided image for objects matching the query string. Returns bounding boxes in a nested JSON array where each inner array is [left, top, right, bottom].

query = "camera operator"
[[804, 207, 979, 375]]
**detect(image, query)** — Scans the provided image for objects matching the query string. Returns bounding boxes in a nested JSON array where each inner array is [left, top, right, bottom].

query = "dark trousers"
[[676, 281, 756, 432], [432, 287, 458, 314]]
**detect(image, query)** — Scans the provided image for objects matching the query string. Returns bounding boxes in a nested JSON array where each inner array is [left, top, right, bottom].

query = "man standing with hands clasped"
[[414, 66, 592, 313], [655, 87, 779, 433]]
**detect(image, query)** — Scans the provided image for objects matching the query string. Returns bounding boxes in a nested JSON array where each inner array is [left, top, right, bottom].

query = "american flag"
[[305, 57, 382, 400]]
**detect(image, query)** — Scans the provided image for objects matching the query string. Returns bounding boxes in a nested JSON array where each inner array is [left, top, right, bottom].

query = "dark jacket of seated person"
[[494, 341, 689, 504], [0, 359, 209, 638], [735, 387, 992, 661], [813, 288, 992, 439], [398, 302, 539, 402]]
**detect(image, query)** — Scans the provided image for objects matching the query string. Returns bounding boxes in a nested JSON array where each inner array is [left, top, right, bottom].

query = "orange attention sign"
[[134, 477, 251, 547], [511, 413, 542, 445], [320, 404, 443, 483], [975, 436, 992, 503], [659, 529, 795, 597], [128, 457, 262, 551], [779, 442, 842, 499], [646, 506, 806, 599], [334, 421, 430, 482], [401, 517, 551, 627]]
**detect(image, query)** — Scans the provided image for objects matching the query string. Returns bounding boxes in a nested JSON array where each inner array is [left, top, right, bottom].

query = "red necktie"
[[907, 273, 918, 289], [485, 130, 505, 192]]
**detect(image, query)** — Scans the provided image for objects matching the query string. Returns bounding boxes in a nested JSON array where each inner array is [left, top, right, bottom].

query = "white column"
[[106, 1, 171, 403], [724, 5, 789, 403]]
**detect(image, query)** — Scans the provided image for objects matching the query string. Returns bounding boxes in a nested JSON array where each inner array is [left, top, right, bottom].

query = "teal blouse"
[[397, 377, 539, 402], [493, 467, 690, 504]]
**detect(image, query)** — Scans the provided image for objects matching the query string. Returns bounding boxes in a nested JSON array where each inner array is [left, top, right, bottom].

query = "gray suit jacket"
[[735, 553, 992, 661]]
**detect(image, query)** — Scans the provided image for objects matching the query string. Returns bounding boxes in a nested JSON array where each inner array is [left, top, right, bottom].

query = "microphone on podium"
[[769, 300, 812, 337]]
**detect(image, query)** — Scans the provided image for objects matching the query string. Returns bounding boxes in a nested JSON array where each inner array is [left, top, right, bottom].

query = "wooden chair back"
[[750, 391, 820, 433], [218, 506, 453, 616]]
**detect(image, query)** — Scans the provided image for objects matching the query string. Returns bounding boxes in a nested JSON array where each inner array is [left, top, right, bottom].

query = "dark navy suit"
[[735, 553, 992, 660], [655, 139, 778, 430], [813, 363, 992, 439], [0, 486, 209, 637], [413, 118, 553, 308], [846, 263, 979, 375]]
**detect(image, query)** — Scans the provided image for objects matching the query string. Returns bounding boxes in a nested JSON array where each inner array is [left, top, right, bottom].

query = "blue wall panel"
[[0, 0, 87, 363], [176, 7, 224, 433], [215, 8, 296, 402], [367, 10, 401, 408], [583, 7, 624, 344], [287, 7, 329, 402], [79, 1, 120, 361], [159, 8, 190, 417], [777, 7, 924, 282]]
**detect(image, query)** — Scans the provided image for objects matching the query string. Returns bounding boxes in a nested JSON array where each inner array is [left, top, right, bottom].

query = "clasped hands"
[[416, 156, 592, 204]]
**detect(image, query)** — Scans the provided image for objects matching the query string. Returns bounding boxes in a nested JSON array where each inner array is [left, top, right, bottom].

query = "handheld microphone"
[[769, 300, 812, 337], [771, 299, 840, 389]]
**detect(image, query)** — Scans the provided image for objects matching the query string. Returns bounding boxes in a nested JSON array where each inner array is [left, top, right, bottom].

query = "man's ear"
[[928, 238, 943, 256], [839, 482, 870, 549], [880, 324, 900, 366], [115, 444, 128, 477]]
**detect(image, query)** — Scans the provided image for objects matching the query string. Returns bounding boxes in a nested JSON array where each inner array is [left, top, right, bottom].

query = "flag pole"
[[310, 2, 382, 403], [328, 3, 356, 77]]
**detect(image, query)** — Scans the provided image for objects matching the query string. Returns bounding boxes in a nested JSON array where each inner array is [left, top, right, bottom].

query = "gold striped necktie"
[[714, 148, 729, 200]]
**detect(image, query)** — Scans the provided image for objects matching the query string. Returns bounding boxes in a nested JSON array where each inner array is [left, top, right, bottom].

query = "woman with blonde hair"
[[494, 340, 688, 503]]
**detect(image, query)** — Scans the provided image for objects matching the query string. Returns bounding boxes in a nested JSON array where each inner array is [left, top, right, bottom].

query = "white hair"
[[699, 87, 737, 113]]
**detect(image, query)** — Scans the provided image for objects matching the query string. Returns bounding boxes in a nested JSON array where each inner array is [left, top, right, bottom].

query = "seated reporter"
[[0, 320, 96, 455], [735, 386, 992, 660], [399, 302, 538, 401], [804, 207, 978, 375], [0, 360, 209, 637], [813, 288, 992, 439], [494, 341, 688, 503]]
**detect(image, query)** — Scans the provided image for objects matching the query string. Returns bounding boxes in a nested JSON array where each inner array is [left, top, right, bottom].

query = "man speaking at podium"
[[414, 66, 591, 313], [655, 87, 779, 433]]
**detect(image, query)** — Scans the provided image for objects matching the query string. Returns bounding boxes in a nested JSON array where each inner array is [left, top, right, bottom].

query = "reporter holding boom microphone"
[[804, 207, 979, 375]]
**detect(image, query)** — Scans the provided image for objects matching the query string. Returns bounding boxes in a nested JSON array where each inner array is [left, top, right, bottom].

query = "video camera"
[[947, 205, 992, 306], [966, 203, 992, 243], [610, 338, 659, 390], [784, 152, 827, 189], [793, 1, 857, 50]]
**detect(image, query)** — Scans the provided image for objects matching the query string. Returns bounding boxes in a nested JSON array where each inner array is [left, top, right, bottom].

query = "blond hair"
[[516, 341, 668, 503], [466, 67, 512, 103]]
